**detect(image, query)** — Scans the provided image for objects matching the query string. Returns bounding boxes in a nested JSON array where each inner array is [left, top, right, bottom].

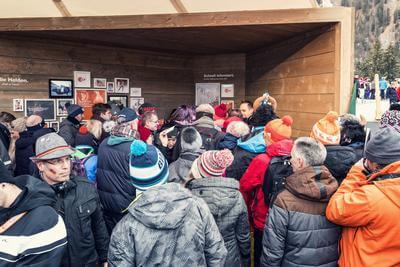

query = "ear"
[[36, 161, 45, 172]]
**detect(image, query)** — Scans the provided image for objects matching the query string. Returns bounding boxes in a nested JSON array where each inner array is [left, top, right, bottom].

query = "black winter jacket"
[[324, 145, 357, 184], [52, 176, 109, 267], [15, 127, 54, 176], [0, 175, 67, 266], [96, 136, 136, 233], [59, 117, 80, 147], [261, 166, 340, 267]]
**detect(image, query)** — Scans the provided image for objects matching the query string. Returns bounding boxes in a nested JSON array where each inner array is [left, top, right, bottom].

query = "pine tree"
[[382, 44, 400, 80]]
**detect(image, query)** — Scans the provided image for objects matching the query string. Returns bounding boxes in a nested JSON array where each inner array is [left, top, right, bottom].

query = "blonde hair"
[[11, 117, 27, 133], [86, 120, 102, 140]]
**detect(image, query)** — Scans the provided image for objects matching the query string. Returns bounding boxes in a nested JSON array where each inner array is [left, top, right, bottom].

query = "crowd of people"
[[355, 76, 400, 103], [0, 94, 400, 267]]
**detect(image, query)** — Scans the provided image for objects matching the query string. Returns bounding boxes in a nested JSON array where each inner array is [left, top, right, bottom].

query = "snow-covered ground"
[[356, 99, 390, 122]]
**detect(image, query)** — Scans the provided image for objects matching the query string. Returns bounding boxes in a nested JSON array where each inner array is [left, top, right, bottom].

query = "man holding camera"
[[326, 127, 400, 267]]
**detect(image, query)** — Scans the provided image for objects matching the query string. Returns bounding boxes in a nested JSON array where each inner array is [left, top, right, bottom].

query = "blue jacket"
[[96, 136, 136, 233]]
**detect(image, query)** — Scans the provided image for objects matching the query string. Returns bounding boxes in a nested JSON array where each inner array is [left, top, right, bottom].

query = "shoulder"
[[16, 205, 62, 235], [72, 176, 97, 193]]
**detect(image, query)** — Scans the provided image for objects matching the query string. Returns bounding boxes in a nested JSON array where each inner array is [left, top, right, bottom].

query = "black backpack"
[[262, 155, 293, 206], [196, 127, 220, 151]]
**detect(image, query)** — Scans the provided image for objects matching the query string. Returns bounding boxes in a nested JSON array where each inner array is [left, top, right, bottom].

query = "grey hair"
[[292, 137, 327, 167]]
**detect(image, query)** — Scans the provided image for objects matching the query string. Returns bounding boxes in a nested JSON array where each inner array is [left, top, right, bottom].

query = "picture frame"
[[75, 88, 107, 120], [56, 99, 74, 116], [93, 78, 107, 88], [24, 99, 56, 121], [59, 116, 66, 123], [221, 84, 234, 98], [107, 95, 128, 108], [106, 82, 115, 93], [13, 99, 24, 112], [114, 78, 129, 94], [49, 121, 59, 132], [130, 87, 141, 97], [221, 100, 235, 109], [49, 79, 74, 98], [130, 97, 144, 110], [74, 71, 91, 88], [195, 83, 220, 106]]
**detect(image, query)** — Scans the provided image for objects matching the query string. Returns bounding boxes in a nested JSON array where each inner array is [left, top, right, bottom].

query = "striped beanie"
[[129, 140, 169, 191], [310, 111, 340, 145], [190, 149, 234, 179]]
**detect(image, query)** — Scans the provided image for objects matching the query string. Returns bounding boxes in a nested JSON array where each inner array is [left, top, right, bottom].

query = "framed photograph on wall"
[[195, 83, 220, 106], [114, 78, 129, 94], [221, 100, 235, 109], [49, 79, 74, 98], [130, 97, 144, 110], [56, 99, 74, 116], [108, 95, 128, 108], [221, 84, 234, 98], [24, 99, 56, 121], [130, 87, 141, 97], [75, 88, 107, 120], [93, 78, 107, 88], [49, 121, 59, 132], [74, 71, 91, 88], [13, 99, 24, 112], [59, 117, 66, 123], [107, 82, 115, 93]]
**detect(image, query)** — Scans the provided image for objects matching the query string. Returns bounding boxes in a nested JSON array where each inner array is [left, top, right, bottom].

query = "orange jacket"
[[326, 162, 400, 267]]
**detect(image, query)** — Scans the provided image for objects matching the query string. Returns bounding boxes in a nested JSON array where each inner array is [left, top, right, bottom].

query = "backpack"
[[71, 145, 95, 178], [196, 127, 220, 151], [262, 155, 293, 206]]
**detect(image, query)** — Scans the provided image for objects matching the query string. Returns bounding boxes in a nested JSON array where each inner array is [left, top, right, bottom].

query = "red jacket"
[[239, 139, 293, 230]]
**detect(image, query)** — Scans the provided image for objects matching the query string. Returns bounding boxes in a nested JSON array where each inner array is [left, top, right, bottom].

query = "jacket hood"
[[266, 139, 293, 157], [237, 132, 266, 153], [188, 177, 239, 216], [129, 183, 193, 230], [192, 116, 214, 129], [369, 161, 400, 209], [107, 135, 134, 146], [0, 175, 56, 224], [285, 165, 338, 202]]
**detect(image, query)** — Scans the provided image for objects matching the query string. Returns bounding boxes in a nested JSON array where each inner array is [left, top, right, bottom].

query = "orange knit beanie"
[[310, 111, 340, 145], [264, 115, 293, 143]]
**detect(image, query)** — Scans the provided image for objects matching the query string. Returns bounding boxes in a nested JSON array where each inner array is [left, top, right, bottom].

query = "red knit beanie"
[[214, 103, 228, 118]]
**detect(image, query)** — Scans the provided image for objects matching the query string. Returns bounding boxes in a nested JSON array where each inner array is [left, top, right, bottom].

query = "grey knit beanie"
[[365, 127, 400, 165]]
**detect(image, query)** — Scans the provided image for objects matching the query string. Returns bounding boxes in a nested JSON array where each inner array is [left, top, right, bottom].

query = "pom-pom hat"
[[310, 111, 340, 145], [129, 140, 169, 191], [190, 149, 234, 179], [214, 103, 228, 118], [264, 115, 293, 143]]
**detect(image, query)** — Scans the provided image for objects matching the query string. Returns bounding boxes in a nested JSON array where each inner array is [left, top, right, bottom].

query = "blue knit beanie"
[[66, 103, 84, 117], [129, 140, 169, 191]]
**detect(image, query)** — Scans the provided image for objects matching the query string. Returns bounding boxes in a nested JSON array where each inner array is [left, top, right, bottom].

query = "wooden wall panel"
[[246, 27, 338, 137], [0, 35, 195, 119]]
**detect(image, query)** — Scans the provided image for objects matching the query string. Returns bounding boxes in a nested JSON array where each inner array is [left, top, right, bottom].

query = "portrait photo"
[[93, 78, 107, 88], [114, 78, 129, 94], [13, 99, 24, 112], [74, 71, 91, 88]]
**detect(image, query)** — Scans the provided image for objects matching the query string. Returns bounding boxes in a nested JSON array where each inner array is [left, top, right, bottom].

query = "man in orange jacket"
[[326, 127, 400, 267]]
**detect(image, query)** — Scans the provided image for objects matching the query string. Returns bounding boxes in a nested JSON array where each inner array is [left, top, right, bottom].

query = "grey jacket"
[[108, 182, 227, 267], [261, 165, 340, 267], [58, 118, 79, 147], [188, 177, 251, 267], [168, 151, 201, 184]]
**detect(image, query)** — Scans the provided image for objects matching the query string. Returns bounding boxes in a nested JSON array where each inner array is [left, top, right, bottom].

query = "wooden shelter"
[[0, 6, 354, 136]]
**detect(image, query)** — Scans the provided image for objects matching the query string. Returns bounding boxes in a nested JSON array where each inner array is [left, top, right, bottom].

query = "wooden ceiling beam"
[[0, 7, 351, 32], [170, 0, 188, 13], [52, 0, 72, 17]]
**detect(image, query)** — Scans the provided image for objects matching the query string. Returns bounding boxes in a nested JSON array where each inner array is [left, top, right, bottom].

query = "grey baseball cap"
[[30, 132, 75, 161]]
